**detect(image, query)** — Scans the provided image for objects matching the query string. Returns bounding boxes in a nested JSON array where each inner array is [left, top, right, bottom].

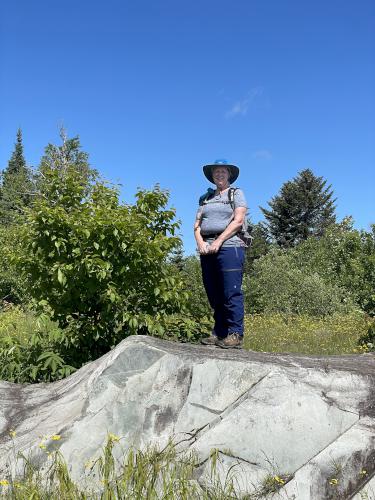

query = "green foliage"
[[4, 129, 26, 175], [244, 221, 271, 275], [160, 313, 211, 342], [0, 129, 34, 304], [258, 474, 290, 495], [261, 168, 336, 247], [245, 219, 375, 316], [168, 239, 185, 271], [243, 312, 371, 355], [38, 129, 96, 197], [0, 306, 75, 383], [288, 218, 375, 315], [358, 323, 375, 352], [0, 225, 29, 304], [162, 254, 212, 342], [178, 255, 212, 319], [246, 247, 356, 316], [0, 129, 34, 225], [16, 147, 188, 365]]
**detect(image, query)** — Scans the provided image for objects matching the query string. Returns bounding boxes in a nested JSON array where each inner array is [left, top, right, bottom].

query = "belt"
[[203, 233, 221, 239]]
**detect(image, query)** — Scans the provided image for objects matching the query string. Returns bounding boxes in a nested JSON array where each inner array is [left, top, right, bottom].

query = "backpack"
[[199, 187, 253, 248]]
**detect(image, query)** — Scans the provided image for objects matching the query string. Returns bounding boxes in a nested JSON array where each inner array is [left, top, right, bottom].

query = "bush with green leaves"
[[303, 219, 375, 315], [159, 312, 211, 343], [358, 323, 375, 352], [0, 306, 75, 382], [166, 255, 212, 339], [245, 218, 374, 316], [0, 225, 30, 305], [246, 248, 356, 316], [16, 157, 190, 366], [178, 255, 211, 318]]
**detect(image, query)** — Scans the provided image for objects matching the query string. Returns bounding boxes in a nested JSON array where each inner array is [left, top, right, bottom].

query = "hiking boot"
[[216, 333, 243, 349], [201, 334, 218, 345]]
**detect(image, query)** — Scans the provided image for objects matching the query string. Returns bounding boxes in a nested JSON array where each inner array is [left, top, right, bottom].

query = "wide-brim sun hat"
[[203, 159, 239, 184]]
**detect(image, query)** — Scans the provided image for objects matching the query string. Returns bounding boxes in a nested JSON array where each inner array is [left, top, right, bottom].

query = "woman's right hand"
[[198, 242, 210, 255]]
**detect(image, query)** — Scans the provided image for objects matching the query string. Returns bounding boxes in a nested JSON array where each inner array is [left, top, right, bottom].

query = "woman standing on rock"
[[194, 159, 248, 349]]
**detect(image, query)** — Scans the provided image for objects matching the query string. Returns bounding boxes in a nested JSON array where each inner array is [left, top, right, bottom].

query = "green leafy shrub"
[[15, 154, 190, 367], [246, 248, 356, 316], [358, 323, 375, 352], [291, 219, 375, 316], [0, 306, 75, 382], [244, 219, 375, 317], [178, 255, 211, 319], [159, 313, 211, 343], [166, 255, 212, 341], [0, 226, 29, 305]]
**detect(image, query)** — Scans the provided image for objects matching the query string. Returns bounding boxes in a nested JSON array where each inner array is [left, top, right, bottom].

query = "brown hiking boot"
[[216, 333, 243, 349], [201, 334, 218, 345]]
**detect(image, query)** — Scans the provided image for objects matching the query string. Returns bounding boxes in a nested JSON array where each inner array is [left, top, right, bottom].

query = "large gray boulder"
[[0, 335, 374, 499]]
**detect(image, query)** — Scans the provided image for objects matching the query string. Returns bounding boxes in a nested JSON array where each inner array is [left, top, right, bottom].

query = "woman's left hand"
[[207, 239, 222, 253]]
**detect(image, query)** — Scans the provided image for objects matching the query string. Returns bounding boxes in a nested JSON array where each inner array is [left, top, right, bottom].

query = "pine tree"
[[7, 129, 26, 175], [260, 169, 336, 247], [168, 239, 185, 271], [0, 129, 33, 225]]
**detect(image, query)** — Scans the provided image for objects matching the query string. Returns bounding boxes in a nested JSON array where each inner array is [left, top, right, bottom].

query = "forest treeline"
[[0, 129, 374, 382]]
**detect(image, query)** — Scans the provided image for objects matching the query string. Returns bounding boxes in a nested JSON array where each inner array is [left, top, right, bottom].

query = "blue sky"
[[1, 0, 374, 254]]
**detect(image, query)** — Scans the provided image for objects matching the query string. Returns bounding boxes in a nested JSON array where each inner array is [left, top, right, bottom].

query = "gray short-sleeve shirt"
[[197, 187, 247, 247]]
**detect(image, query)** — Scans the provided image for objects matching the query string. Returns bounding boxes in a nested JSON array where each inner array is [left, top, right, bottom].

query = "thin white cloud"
[[253, 149, 272, 160], [225, 87, 263, 118]]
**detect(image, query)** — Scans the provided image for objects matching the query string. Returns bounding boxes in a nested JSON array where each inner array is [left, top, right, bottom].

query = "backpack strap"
[[228, 187, 253, 248], [199, 188, 216, 206], [228, 187, 238, 211], [199, 187, 238, 210]]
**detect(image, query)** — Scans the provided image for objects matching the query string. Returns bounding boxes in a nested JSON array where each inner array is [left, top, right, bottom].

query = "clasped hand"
[[199, 240, 222, 254]]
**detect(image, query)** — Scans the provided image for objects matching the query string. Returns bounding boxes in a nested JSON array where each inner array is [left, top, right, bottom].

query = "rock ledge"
[[1, 335, 374, 499]]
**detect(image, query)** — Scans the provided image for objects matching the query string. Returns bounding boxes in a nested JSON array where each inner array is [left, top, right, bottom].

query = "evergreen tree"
[[7, 128, 26, 175], [168, 239, 185, 271], [0, 129, 33, 225], [260, 169, 336, 247]]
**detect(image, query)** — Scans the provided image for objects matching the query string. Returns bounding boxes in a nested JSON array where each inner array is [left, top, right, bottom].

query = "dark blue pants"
[[200, 246, 245, 338]]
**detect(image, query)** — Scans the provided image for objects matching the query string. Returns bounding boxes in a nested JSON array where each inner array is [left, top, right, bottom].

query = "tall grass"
[[243, 312, 373, 355], [0, 435, 281, 499]]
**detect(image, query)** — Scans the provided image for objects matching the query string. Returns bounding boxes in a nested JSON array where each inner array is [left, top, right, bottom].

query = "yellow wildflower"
[[9, 430, 16, 438], [39, 443, 47, 450], [274, 475, 285, 484], [0, 479, 9, 486], [329, 478, 339, 485], [108, 433, 120, 442], [50, 435, 61, 441]]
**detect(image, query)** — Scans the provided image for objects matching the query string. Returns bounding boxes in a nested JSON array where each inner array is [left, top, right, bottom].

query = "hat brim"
[[203, 164, 239, 184]]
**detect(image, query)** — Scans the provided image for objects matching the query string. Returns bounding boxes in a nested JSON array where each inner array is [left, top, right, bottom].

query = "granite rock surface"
[[0, 335, 374, 499]]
